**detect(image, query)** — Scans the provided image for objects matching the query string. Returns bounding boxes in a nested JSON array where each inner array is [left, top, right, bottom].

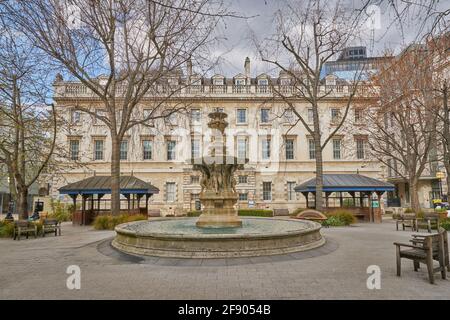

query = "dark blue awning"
[[59, 176, 159, 195], [294, 174, 395, 193]]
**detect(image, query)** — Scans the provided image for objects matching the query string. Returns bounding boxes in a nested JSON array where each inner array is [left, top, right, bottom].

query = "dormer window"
[[258, 79, 268, 86], [280, 78, 291, 86], [190, 77, 201, 86], [213, 78, 224, 85], [325, 75, 337, 86], [235, 79, 246, 86]]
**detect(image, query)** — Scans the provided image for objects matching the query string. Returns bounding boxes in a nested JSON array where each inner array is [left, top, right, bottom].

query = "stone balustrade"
[[54, 82, 378, 99]]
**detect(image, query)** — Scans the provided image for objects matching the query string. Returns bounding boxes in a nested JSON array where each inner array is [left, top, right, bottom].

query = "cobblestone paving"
[[0, 219, 449, 299]]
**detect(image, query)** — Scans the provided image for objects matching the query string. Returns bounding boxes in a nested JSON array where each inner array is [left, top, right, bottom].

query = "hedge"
[[186, 209, 274, 217], [238, 209, 273, 217], [93, 214, 148, 230]]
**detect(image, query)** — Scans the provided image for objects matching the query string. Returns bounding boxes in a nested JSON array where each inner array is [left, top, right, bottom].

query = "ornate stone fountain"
[[192, 110, 246, 228], [112, 110, 325, 259]]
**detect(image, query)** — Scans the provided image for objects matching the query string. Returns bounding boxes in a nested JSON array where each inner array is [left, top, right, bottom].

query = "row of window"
[[165, 181, 297, 203], [70, 107, 364, 126], [69, 137, 367, 161]]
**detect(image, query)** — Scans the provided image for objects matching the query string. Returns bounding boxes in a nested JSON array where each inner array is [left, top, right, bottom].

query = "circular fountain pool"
[[112, 217, 325, 258]]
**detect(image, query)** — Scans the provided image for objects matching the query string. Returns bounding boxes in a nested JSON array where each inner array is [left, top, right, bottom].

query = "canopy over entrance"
[[294, 174, 395, 193], [59, 175, 159, 195], [59, 175, 159, 225], [295, 174, 395, 223]]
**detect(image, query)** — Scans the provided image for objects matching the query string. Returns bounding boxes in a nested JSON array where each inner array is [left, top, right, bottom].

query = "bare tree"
[[0, 25, 57, 219], [255, 0, 367, 210], [2, 0, 231, 215], [363, 45, 438, 212], [428, 34, 450, 200], [357, 0, 449, 41]]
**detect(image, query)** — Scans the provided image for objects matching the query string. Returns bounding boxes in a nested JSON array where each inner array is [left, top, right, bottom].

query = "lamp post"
[[5, 177, 14, 221]]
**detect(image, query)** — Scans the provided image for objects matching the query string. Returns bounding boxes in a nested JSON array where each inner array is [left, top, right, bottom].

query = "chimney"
[[244, 57, 250, 78]]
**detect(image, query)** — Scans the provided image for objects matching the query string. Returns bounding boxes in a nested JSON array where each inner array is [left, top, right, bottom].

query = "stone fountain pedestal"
[[196, 191, 242, 228]]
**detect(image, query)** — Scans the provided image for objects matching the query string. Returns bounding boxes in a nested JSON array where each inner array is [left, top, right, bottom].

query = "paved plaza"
[[0, 218, 449, 300]]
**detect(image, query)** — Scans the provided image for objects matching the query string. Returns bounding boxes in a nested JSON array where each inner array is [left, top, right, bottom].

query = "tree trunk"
[[314, 132, 323, 211], [17, 186, 28, 220], [446, 173, 450, 202], [442, 83, 450, 201], [409, 178, 420, 214], [111, 134, 121, 215]]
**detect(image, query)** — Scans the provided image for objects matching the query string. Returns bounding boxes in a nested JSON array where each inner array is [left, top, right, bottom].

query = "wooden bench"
[[13, 220, 37, 240], [417, 213, 440, 233], [395, 214, 417, 231], [295, 209, 328, 226], [42, 219, 61, 237], [394, 227, 449, 284]]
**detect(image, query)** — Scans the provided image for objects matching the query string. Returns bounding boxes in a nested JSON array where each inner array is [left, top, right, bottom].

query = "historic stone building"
[[51, 57, 383, 216]]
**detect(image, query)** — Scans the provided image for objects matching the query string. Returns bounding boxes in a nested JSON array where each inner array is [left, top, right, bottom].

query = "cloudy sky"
[[209, 0, 448, 76]]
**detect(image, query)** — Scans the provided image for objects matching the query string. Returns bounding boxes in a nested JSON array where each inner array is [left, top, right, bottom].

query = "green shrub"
[[93, 215, 110, 230], [322, 216, 346, 227], [93, 214, 147, 230], [326, 210, 356, 226], [0, 221, 15, 238], [404, 208, 414, 213], [416, 210, 425, 219], [0, 220, 44, 237], [441, 218, 450, 231], [187, 211, 202, 217], [238, 209, 273, 217], [49, 199, 73, 222]]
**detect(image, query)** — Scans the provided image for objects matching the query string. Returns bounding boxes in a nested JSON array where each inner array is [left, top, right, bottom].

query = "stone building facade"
[[51, 58, 383, 216]]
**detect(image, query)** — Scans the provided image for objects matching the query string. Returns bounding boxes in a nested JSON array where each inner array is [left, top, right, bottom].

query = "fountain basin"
[[112, 217, 325, 258]]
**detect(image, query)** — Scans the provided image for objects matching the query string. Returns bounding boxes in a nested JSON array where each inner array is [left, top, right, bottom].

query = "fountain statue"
[[191, 110, 247, 228]]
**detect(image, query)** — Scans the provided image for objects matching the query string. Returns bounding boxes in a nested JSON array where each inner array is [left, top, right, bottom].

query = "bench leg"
[[439, 251, 447, 279], [426, 256, 435, 284], [396, 247, 401, 277]]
